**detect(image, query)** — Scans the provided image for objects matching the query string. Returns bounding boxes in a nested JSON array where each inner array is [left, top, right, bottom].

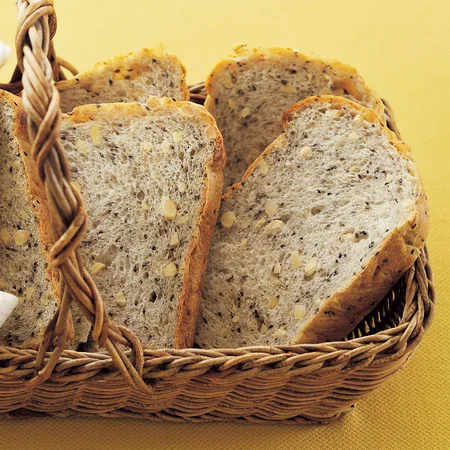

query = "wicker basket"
[[0, 1, 435, 424]]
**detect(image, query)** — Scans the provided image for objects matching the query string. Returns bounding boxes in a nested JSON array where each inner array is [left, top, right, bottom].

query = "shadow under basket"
[[1, 248, 435, 424]]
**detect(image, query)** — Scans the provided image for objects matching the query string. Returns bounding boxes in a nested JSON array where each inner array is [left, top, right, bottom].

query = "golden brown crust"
[[225, 95, 429, 345], [175, 160, 225, 348], [63, 97, 218, 126], [56, 48, 189, 102], [205, 46, 385, 120], [64, 97, 225, 349], [174, 107, 226, 347]]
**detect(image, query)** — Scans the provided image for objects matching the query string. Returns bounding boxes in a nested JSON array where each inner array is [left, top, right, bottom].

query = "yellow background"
[[1, 0, 449, 448]]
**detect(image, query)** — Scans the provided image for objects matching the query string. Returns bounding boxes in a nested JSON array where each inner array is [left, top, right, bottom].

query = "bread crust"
[[175, 155, 224, 348], [56, 48, 190, 104], [0, 90, 73, 348], [205, 46, 385, 121], [63, 98, 225, 348], [225, 95, 429, 344]]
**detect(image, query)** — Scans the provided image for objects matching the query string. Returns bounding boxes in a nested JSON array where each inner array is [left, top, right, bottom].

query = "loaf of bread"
[[205, 46, 385, 186], [0, 90, 59, 347], [42, 97, 224, 347], [56, 48, 189, 113], [196, 96, 428, 348]]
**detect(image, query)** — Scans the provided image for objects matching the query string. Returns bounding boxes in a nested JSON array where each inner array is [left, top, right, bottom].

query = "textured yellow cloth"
[[1, 0, 449, 448]]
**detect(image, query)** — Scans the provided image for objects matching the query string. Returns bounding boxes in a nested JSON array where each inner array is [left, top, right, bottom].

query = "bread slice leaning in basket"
[[42, 97, 224, 348], [205, 46, 386, 186], [196, 96, 429, 348], [56, 48, 189, 113], [0, 90, 60, 348]]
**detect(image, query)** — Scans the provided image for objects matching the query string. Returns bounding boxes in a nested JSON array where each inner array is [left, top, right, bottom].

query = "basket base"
[[4, 407, 352, 425]]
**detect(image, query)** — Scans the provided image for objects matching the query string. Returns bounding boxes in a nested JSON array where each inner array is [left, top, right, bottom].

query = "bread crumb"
[[239, 219, 252, 230], [273, 263, 282, 274], [228, 99, 237, 109], [14, 230, 30, 246], [25, 287, 35, 300], [273, 329, 287, 338], [281, 85, 297, 94], [304, 257, 317, 277], [264, 201, 278, 216], [205, 125, 217, 140], [170, 232, 180, 247], [162, 198, 177, 220], [299, 146, 313, 159], [290, 250, 301, 268], [173, 131, 182, 143], [40, 291, 50, 305], [240, 107, 251, 118], [222, 73, 234, 89], [115, 292, 127, 307], [91, 262, 106, 275], [90, 125, 102, 144], [221, 211, 236, 229], [176, 214, 189, 225], [264, 220, 285, 235], [294, 304, 307, 320], [325, 109, 341, 119], [268, 296, 279, 309], [163, 262, 178, 277], [146, 96, 161, 109], [0, 228, 10, 245], [255, 218, 266, 229], [181, 104, 196, 117], [75, 139, 88, 155], [141, 141, 153, 154], [259, 159, 268, 175], [232, 42, 247, 53]]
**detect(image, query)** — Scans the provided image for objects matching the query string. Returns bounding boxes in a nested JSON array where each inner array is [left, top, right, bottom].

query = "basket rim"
[[0, 247, 435, 385]]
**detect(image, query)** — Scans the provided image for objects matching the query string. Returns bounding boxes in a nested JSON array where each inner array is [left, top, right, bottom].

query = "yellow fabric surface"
[[1, 0, 449, 448]]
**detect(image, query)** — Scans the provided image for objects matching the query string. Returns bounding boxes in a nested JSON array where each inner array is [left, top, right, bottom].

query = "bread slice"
[[205, 46, 385, 186], [56, 48, 189, 113], [196, 96, 428, 348], [0, 90, 59, 347], [50, 98, 224, 348]]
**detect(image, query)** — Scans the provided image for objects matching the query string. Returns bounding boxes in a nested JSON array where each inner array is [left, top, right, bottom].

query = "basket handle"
[[13, 0, 151, 394]]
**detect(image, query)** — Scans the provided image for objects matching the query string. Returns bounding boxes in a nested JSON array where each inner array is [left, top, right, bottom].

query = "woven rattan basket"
[[0, 1, 435, 424]]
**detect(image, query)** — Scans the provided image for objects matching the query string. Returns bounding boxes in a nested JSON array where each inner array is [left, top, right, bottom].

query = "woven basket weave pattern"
[[0, 0, 435, 424]]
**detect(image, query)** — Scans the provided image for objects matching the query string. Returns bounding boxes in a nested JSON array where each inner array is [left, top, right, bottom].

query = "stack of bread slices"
[[0, 45, 428, 351]]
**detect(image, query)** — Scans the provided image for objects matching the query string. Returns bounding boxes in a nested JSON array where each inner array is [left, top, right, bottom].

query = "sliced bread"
[[205, 46, 385, 186], [0, 90, 59, 348], [56, 48, 189, 113], [196, 96, 428, 348], [48, 98, 224, 348]]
